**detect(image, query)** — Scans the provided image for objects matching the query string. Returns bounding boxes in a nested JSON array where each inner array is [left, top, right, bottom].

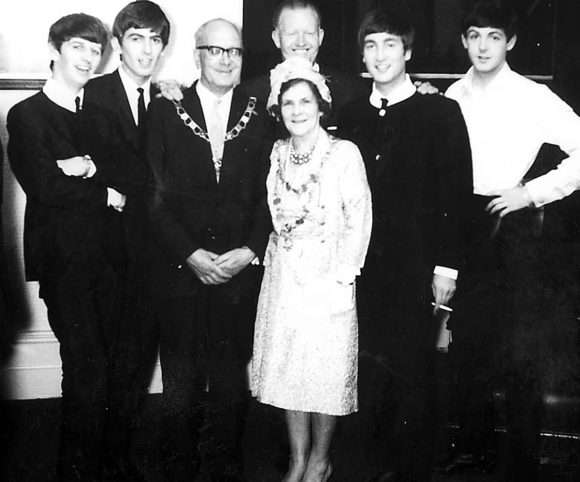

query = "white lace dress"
[[251, 130, 372, 415]]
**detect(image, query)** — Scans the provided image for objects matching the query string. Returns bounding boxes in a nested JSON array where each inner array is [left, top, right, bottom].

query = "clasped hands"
[[186, 247, 256, 285]]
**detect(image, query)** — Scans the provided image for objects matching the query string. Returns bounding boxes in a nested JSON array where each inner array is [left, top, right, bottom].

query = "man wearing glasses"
[[146, 18, 272, 481]]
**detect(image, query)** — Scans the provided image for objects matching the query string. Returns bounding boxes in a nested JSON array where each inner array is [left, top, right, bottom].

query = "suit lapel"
[[179, 85, 217, 182], [111, 70, 137, 130]]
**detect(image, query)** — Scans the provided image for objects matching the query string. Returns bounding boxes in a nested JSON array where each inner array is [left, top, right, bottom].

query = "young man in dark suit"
[[84, 3, 170, 479], [7, 13, 143, 482], [147, 18, 272, 481], [338, 5, 473, 481]]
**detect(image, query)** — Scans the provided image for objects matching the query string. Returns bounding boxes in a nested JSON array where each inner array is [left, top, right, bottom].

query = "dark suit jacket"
[[147, 83, 273, 300], [338, 92, 473, 354], [85, 71, 157, 248], [7, 92, 139, 284], [241, 64, 367, 129], [85, 69, 159, 152]]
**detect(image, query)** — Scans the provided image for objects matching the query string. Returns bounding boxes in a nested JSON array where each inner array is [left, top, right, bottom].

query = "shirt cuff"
[[107, 187, 122, 207], [336, 264, 360, 285], [83, 155, 97, 178], [434, 265, 458, 280], [241, 246, 259, 265]]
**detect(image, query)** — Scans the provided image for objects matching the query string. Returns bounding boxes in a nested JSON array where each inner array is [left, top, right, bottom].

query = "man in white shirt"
[[445, 1, 580, 480]]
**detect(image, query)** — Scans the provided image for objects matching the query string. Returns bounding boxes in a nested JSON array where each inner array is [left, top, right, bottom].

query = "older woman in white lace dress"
[[251, 57, 372, 482]]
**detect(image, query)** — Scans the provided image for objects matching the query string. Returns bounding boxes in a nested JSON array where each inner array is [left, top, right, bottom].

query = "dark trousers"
[[102, 245, 158, 478], [358, 278, 443, 482], [452, 198, 562, 481], [156, 284, 256, 481], [449, 195, 501, 458], [42, 247, 123, 482]]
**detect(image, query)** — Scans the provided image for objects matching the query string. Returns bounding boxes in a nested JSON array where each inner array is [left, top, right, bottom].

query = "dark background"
[[242, 0, 580, 109]]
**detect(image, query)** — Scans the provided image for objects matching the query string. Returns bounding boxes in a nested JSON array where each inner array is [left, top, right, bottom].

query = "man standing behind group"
[[7, 13, 141, 481], [445, 1, 580, 480], [241, 0, 366, 129], [147, 18, 272, 481], [84, 2, 170, 479], [338, 5, 473, 481]]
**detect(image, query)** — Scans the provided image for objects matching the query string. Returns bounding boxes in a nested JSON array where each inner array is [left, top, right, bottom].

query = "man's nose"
[[376, 44, 388, 61], [296, 31, 307, 45], [143, 39, 152, 54], [479, 37, 488, 51]]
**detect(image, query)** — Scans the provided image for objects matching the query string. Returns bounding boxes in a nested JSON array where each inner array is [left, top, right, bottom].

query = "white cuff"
[[434, 265, 458, 280]]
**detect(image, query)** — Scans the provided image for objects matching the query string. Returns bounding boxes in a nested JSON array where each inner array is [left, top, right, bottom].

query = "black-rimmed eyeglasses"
[[196, 45, 243, 59]]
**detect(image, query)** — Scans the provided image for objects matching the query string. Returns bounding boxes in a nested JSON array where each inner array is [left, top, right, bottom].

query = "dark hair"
[[272, 0, 322, 29], [461, 0, 518, 40], [358, 5, 415, 52], [113, 0, 170, 46], [48, 13, 109, 53], [272, 78, 332, 125]]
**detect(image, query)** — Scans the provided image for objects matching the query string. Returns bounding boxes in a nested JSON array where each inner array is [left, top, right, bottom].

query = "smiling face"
[[196, 20, 242, 96], [280, 80, 322, 142], [115, 27, 165, 85], [362, 31, 411, 96], [462, 26, 516, 80], [50, 37, 102, 93], [272, 7, 324, 64]]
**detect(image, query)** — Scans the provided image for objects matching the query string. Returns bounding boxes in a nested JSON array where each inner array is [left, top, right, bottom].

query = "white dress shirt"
[[446, 63, 580, 207], [118, 66, 152, 125], [196, 80, 233, 141]]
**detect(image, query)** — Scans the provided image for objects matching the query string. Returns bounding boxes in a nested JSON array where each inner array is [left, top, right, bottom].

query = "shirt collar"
[[43, 78, 84, 113], [196, 80, 234, 108], [369, 74, 416, 109], [460, 62, 513, 96], [118, 66, 151, 98]]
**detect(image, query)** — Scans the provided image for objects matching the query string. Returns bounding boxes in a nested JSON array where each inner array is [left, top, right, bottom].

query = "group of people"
[[5, 0, 580, 481]]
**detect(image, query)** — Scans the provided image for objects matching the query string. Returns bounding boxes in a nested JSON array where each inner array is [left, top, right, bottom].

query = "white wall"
[[0, 0, 243, 400]]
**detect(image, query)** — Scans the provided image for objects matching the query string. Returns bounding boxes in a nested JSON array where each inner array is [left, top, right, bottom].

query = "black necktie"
[[378, 97, 388, 117], [137, 87, 146, 148], [75, 96, 82, 113]]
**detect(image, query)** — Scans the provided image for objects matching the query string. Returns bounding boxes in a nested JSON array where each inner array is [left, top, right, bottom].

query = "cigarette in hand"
[[431, 302, 453, 312]]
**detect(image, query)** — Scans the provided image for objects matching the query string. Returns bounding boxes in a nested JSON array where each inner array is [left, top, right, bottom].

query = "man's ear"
[[111, 36, 122, 54], [318, 28, 325, 46], [507, 34, 517, 51], [461, 34, 468, 50], [194, 49, 201, 69], [272, 29, 282, 49], [405, 48, 412, 62], [48, 42, 60, 62]]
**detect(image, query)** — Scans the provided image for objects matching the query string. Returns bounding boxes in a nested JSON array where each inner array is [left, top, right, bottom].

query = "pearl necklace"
[[289, 143, 315, 165]]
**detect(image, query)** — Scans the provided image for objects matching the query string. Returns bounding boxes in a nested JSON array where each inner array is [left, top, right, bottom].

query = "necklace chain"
[[289, 143, 315, 165], [273, 137, 337, 250]]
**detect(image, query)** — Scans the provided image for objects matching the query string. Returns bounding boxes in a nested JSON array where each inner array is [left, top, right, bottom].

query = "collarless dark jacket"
[[338, 92, 473, 352], [7, 92, 140, 284]]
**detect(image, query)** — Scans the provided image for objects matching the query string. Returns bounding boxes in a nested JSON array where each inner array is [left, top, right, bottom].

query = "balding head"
[[195, 18, 243, 96]]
